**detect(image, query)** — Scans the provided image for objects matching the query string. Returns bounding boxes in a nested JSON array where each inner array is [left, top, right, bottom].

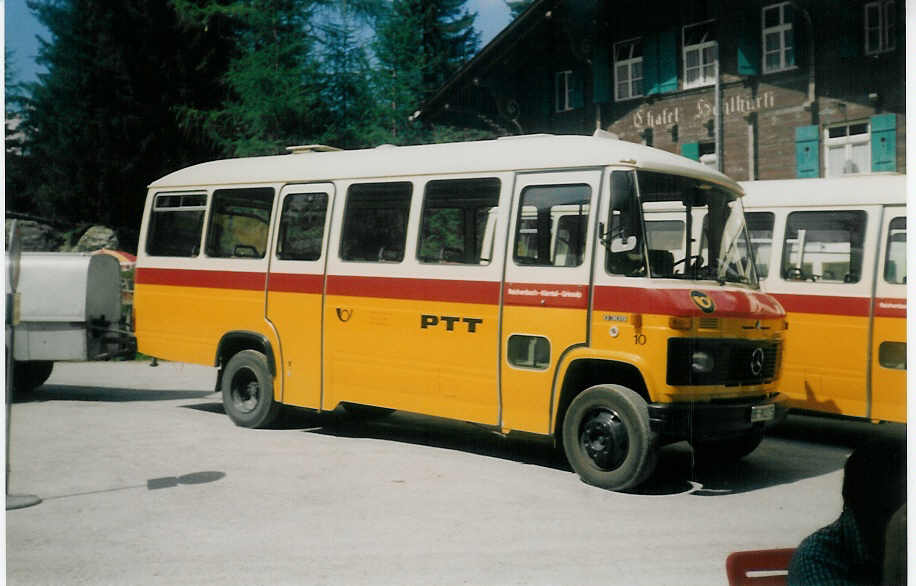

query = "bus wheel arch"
[[553, 358, 649, 438], [215, 331, 277, 377]]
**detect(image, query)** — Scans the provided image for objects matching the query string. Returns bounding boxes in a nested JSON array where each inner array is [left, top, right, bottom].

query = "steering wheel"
[[672, 254, 703, 272]]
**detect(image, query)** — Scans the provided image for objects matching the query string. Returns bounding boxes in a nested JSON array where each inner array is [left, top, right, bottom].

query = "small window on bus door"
[[514, 184, 590, 267], [277, 193, 328, 261], [340, 182, 412, 262], [146, 192, 207, 257], [884, 217, 906, 284], [205, 187, 274, 258], [745, 212, 775, 279], [781, 210, 866, 283], [418, 178, 500, 264]]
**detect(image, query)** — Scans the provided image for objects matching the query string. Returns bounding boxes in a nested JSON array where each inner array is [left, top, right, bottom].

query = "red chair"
[[726, 548, 796, 586]]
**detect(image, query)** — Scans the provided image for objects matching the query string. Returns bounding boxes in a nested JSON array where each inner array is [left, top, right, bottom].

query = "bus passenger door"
[[870, 208, 906, 422], [266, 183, 334, 409], [500, 170, 601, 434]]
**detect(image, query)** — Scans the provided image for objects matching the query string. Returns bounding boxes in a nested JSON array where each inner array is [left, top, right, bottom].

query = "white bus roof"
[[149, 134, 741, 193], [739, 174, 907, 208]]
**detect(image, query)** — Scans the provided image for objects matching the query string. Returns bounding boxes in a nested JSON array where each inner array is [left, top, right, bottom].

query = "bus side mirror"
[[611, 235, 638, 253]]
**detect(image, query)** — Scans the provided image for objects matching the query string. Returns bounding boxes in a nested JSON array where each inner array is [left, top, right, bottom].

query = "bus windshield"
[[637, 171, 757, 286]]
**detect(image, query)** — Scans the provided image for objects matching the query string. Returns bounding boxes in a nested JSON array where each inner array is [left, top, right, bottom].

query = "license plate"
[[750, 404, 776, 423]]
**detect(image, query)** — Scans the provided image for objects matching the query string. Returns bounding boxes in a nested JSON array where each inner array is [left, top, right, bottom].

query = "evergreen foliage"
[[10, 0, 234, 244], [7, 0, 495, 247], [505, 0, 535, 20]]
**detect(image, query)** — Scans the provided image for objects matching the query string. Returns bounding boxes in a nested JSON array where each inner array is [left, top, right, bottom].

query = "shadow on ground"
[[184, 403, 903, 497], [15, 384, 214, 403]]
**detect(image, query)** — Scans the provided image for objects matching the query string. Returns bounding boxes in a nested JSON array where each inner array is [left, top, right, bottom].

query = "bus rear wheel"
[[222, 350, 280, 429], [562, 384, 656, 492]]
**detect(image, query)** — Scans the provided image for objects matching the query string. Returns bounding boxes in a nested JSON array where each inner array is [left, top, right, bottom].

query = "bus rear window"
[[146, 192, 207, 257]]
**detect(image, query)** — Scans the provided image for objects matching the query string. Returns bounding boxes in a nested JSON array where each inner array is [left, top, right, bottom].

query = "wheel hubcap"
[[580, 408, 629, 470], [230, 368, 260, 414]]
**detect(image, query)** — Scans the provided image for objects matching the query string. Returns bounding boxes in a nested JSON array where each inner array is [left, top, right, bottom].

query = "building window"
[[614, 39, 643, 101], [865, 1, 896, 55], [682, 20, 717, 89], [825, 122, 870, 177], [762, 3, 795, 73]]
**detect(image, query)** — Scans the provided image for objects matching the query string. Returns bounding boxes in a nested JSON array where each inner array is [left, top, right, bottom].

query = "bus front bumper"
[[647, 393, 788, 442]]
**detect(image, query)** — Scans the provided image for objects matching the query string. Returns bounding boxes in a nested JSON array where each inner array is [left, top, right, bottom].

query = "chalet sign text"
[[631, 90, 778, 129]]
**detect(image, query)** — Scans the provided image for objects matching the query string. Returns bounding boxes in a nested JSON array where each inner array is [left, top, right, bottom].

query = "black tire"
[[691, 428, 764, 465], [562, 384, 656, 491], [221, 350, 281, 428], [341, 402, 395, 420], [13, 360, 54, 394]]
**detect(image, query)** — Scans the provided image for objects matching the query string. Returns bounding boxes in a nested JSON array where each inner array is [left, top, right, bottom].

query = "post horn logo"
[[336, 308, 353, 322], [689, 290, 716, 313]]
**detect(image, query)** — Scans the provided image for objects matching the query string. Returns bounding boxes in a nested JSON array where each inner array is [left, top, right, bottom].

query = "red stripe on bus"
[[267, 273, 324, 294], [503, 283, 589, 309], [874, 297, 907, 318], [135, 267, 266, 290], [593, 285, 785, 318], [326, 275, 500, 304], [770, 293, 871, 317]]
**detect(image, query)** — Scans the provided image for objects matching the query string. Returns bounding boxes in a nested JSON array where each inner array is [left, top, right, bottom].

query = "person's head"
[[842, 436, 906, 558]]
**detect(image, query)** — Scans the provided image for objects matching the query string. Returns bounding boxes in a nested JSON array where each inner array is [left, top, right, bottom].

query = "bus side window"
[[276, 193, 328, 261], [146, 192, 207, 257], [418, 178, 500, 264], [205, 187, 274, 258], [514, 184, 591, 267], [781, 210, 866, 283], [884, 217, 906, 284], [745, 212, 774, 279], [340, 182, 412, 262]]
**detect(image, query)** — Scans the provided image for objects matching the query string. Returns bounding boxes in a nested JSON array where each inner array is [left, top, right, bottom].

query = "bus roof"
[[149, 133, 742, 193], [739, 174, 907, 208]]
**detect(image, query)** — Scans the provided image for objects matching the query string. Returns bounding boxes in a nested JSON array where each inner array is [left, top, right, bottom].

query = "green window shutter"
[[571, 70, 585, 109], [681, 142, 700, 161], [737, 11, 761, 75], [643, 33, 659, 96], [592, 46, 611, 104], [871, 114, 897, 172], [644, 31, 677, 95], [836, 7, 860, 58], [656, 30, 677, 93], [795, 125, 819, 178]]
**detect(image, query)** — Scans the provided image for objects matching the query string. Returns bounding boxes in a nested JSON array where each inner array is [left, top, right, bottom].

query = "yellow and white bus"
[[740, 175, 906, 423], [135, 133, 787, 491]]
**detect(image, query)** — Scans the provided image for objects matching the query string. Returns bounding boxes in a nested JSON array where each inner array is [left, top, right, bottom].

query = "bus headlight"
[[691, 351, 715, 373]]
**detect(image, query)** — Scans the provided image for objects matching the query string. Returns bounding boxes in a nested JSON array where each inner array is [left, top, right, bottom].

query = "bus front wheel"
[[221, 350, 280, 429], [562, 384, 656, 492]]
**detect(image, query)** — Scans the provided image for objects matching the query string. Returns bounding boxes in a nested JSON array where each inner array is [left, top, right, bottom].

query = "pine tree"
[[174, 0, 331, 157], [505, 0, 534, 20], [316, 1, 386, 149], [373, 0, 481, 144], [12, 0, 233, 244]]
